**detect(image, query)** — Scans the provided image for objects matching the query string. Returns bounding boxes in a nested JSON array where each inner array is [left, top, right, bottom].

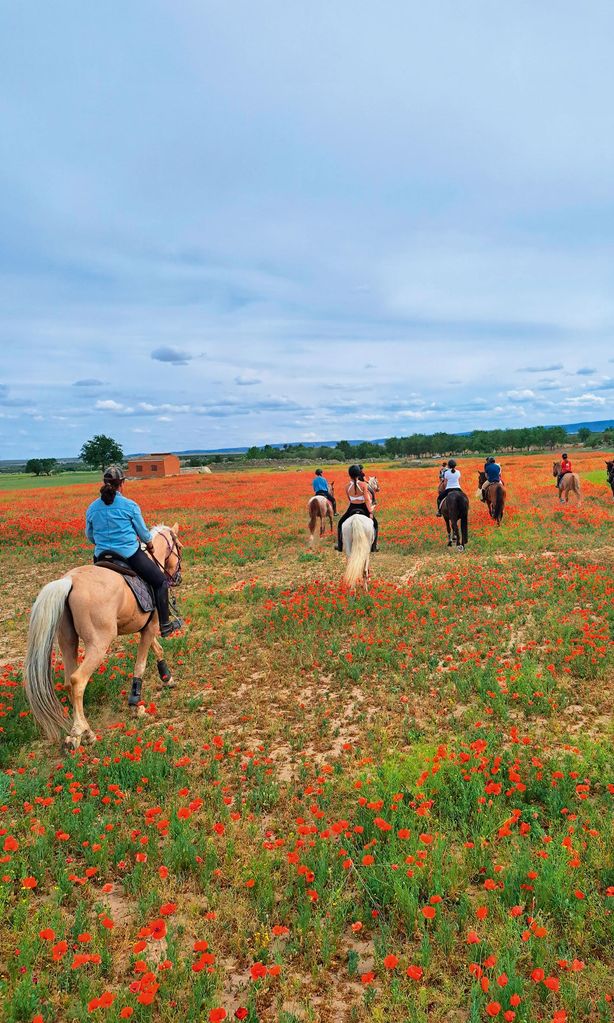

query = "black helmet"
[[103, 465, 125, 483], [348, 464, 364, 480], [447, 458, 457, 469], [315, 468, 323, 476], [562, 453, 568, 459], [487, 456, 496, 464]]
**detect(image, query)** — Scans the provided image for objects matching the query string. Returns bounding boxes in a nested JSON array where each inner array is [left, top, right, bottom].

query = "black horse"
[[440, 489, 469, 551], [606, 460, 614, 500]]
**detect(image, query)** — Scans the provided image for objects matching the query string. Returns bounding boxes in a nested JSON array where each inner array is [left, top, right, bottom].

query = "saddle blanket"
[[94, 556, 155, 614]]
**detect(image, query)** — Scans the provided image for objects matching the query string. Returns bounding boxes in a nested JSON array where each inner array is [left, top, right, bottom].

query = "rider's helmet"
[[447, 458, 457, 469], [315, 468, 323, 476], [103, 465, 125, 483], [487, 456, 496, 464], [349, 464, 365, 480], [562, 453, 568, 459]]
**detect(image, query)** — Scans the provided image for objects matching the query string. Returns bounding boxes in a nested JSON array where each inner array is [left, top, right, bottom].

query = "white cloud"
[[95, 399, 125, 411], [235, 371, 262, 386]]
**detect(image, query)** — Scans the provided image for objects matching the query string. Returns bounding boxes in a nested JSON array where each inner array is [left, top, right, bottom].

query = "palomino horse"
[[307, 486, 334, 544], [606, 460, 614, 501], [552, 462, 581, 504], [341, 515, 374, 592], [477, 471, 506, 524], [440, 489, 469, 551], [24, 524, 182, 751]]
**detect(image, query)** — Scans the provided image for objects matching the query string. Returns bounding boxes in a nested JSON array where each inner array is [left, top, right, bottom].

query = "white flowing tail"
[[343, 517, 373, 589], [24, 577, 73, 740]]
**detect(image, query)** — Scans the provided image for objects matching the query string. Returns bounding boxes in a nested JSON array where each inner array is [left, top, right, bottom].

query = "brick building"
[[126, 453, 181, 479]]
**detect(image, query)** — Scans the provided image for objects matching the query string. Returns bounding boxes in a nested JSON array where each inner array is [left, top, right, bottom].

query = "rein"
[[150, 529, 183, 587]]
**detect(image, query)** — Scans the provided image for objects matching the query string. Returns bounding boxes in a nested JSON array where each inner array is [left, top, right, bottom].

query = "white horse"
[[366, 476, 380, 507], [341, 515, 374, 592]]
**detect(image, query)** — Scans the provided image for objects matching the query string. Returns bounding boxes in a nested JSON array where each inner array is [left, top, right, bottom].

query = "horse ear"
[[172, 522, 179, 534]]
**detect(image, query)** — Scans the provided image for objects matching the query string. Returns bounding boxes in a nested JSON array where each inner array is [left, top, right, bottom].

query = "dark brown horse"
[[606, 460, 614, 501], [440, 489, 469, 551], [478, 471, 506, 524]]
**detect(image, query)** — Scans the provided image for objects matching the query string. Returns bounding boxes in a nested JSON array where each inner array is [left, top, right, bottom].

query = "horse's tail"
[[24, 577, 73, 740], [493, 484, 505, 522], [307, 497, 319, 535], [573, 474, 581, 499], [343, 517, 371, 588]]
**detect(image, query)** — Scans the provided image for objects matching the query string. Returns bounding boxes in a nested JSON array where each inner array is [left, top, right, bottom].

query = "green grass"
[[0, 471, 99, 491], [584, 468, 611, 485]]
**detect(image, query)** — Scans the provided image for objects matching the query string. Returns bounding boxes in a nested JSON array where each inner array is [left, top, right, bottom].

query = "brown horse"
[[552, 462, 581, 504], [440, 489, 469, 550], [307, 487, 334, 544], [24, 524, 182, 750], [477, 472, 506, 524], [606, 460, 614, 501]]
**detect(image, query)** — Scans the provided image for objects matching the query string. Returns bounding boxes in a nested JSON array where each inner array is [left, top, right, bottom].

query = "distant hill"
[[129, 418, 613, 457]]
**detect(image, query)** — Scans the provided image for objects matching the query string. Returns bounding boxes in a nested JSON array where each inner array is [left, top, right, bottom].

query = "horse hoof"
[[160, 675, 176, 689], [457, 544, 465, 552], [81, 729, 97, 746], [63, 735, 81, 753]]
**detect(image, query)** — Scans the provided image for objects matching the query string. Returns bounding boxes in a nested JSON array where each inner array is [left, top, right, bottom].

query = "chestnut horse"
[[24, 524, 182, 750], [477, 471, 506, 524], [606, 460, 614, 501], [552, 462, 581, 504], [307, 482, 335, 544]]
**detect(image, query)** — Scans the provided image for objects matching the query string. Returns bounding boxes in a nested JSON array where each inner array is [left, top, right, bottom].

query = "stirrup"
[[160, 618, 183, 637]]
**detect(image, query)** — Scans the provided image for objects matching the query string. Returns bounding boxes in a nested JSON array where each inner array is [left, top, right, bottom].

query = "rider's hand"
[[146, 541, 155, 553]]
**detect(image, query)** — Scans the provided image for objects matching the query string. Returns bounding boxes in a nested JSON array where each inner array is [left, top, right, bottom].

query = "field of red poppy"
[[0, 453, 612, 1023]]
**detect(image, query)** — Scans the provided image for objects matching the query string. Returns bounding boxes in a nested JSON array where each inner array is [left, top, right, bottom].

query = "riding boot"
[[156, 584, 183, 637]]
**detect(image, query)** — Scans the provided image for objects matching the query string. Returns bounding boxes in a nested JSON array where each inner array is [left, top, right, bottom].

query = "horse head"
[[152, 523, 183, 586], [552, 461, 561, 477], [367, 475, 379, 493], [478, 471, 486, 487]]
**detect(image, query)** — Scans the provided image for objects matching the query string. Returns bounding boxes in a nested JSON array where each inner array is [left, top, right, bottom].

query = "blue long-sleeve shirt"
[[85, 494, 152, 558], [313, 475, 330, 494]]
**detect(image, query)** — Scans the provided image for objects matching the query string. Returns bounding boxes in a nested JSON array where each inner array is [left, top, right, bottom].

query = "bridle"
[[150, 528, 183, 587]]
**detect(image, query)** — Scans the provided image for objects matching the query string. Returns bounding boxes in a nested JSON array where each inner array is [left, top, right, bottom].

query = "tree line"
[[245, 425, 613, 462]]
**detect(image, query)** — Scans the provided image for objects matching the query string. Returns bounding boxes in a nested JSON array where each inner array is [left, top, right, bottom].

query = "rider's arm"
[[128, 502, 153, 544], [85, 509, 94, 543], [361, 481, 374, 515]]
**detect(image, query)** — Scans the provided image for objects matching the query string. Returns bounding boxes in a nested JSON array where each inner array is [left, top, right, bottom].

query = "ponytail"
[[100, 481, 119, 505]]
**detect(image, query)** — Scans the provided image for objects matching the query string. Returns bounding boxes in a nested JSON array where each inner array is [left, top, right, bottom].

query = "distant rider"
[[436, 461, 447, 515], [85, 465, 183, 637], [312, 468, 337, 514], [556, 452, 573, 488], [481, 456, 502, 501], [336, 464, 378, 552], [437, 458, 462, 514]]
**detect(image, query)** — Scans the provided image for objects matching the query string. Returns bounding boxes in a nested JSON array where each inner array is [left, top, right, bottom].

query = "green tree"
[[80, 434, 124, 472], [25, 458, 42, 476]]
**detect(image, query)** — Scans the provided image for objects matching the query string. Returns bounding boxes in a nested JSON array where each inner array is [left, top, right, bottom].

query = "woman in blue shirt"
[[85, 466, 181, 636]]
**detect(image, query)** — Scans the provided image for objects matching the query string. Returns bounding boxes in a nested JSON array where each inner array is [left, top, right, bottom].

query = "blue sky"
[[1, 1, 613, 457]]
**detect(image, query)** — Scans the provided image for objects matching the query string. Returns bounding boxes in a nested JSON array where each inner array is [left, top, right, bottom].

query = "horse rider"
[[312, 468, 337, 514], [556, 452, 573, 489], [85, 465, 183, 637], [336, 464, 379, 552], [435, 461, 448, 515], [481, 456, 503, 501], [437, 458, 462, 514]]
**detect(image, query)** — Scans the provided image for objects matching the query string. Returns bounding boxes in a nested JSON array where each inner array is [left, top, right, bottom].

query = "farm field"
[[0, 453, 612, 1023]]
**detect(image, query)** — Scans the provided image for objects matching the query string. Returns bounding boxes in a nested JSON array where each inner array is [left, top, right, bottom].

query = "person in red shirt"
[[557, 452, 573, 488]]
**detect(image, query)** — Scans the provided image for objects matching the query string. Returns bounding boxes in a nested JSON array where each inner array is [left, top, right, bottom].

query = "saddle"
[[94, 551, 155, 614]]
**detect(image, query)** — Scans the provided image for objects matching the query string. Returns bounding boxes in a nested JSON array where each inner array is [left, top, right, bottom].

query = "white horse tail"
[[24, 577, 73, 740], [343, 517, 372, 589]]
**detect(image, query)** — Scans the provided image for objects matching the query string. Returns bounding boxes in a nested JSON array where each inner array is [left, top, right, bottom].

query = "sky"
[[1, 1, 614, 458]]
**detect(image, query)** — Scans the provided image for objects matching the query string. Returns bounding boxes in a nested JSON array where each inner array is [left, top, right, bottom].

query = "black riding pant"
[[126, 548, 170, 625], [337, 504, 378, 550]]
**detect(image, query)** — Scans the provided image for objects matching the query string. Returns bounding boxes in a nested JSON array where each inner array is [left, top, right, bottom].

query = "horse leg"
[[129, 624, 156, 712], [64, 638, 110, 751], [152, 634, 175, 689], [58, 608, 79, 735]]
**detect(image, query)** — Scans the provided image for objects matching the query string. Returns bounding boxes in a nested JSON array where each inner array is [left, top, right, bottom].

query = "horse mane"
[[150, 524, 171, 536]]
